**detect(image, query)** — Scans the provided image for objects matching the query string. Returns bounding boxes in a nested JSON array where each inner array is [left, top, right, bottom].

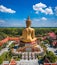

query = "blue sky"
[[0, 0, 57, 27]]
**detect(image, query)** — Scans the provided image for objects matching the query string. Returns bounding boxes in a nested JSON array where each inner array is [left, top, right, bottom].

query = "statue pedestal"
[[25, 43, 32, 52], [26, 47, 32, 52]]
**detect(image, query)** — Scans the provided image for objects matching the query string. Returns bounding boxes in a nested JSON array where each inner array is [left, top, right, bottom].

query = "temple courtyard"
[[0, 17, 57, 65]]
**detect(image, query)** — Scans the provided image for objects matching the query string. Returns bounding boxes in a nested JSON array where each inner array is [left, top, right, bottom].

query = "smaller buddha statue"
[[20, 16, 37, 43]]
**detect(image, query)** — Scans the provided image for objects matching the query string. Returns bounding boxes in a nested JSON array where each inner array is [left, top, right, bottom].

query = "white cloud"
[[41, 17, 47, 21], [32, 18, 40, 22], [0, 18, 57, 27], [31, 18, 57, 27], [54, 6, 57, 16], [33, 2, 47, 10], [45, 7, 53, 15], [33, 2, 53, 15], [32, 17, 47, 22], [0, 20, 5, 23], [0, 5, 16, 13], [0, 19, 26, 27]]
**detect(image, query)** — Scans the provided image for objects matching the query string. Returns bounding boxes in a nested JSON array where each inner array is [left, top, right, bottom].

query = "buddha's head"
[[26, 16, 31, 28]]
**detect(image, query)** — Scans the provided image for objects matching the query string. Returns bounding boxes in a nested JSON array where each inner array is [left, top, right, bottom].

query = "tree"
[[46, 51, 57, 63], [0, 57, 3, 64]]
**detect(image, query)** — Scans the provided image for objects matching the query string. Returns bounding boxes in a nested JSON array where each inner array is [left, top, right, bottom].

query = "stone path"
[[16, 59, 38, 65]]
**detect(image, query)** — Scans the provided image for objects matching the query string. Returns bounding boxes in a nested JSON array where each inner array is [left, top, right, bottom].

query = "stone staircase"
[[21, 52, 37, 60], [17, 52, 39, 65]]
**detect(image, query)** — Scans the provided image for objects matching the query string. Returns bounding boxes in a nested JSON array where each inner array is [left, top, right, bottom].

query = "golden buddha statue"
[[20, 16, 37, 43]]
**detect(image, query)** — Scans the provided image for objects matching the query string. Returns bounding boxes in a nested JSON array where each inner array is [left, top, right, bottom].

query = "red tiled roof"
[[1, 37, 9, 43], [44, 63, 57, 65], [0, 37, 20, 46], [3, 64, 9, 65], [44, 63, 50, 65], [4, 64, 9, 65], [48, 32, 56, 39], [0, 42, 2, 46], [52, 63, 57, 65], [52, 41, 57, 46], [9, 37, 19, 41]]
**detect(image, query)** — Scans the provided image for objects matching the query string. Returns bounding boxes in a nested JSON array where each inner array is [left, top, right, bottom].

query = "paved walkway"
[[0, 41, 14, 56], [17, 59, 39, 65], [6, 41, 14, 48]]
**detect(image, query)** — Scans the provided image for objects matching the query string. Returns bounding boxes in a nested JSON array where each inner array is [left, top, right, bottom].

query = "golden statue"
[[20, 16, 37, 43]]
